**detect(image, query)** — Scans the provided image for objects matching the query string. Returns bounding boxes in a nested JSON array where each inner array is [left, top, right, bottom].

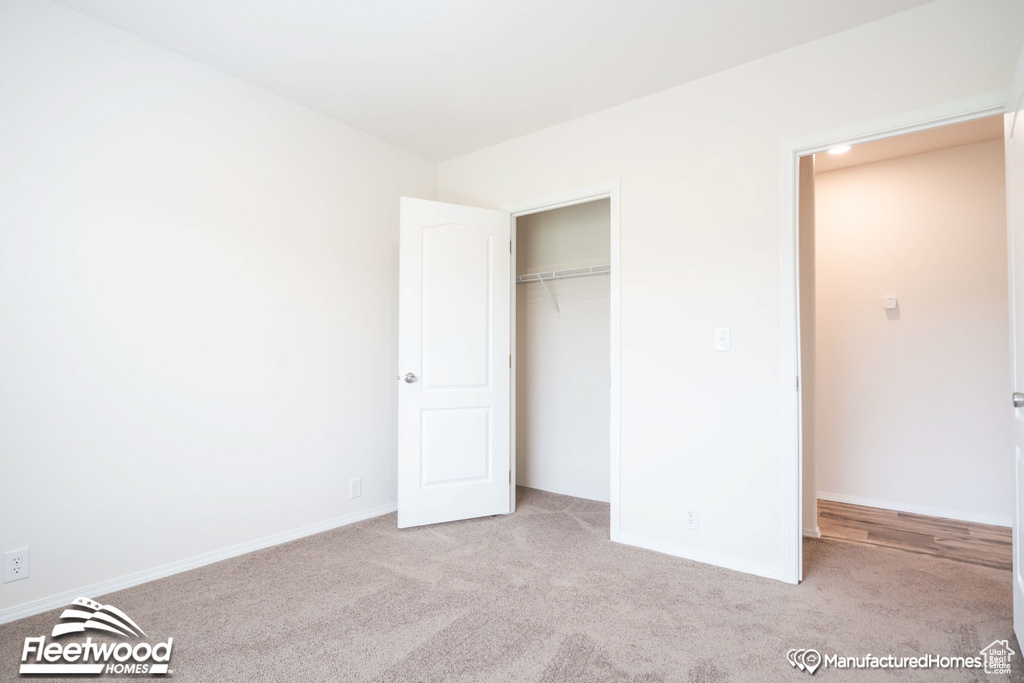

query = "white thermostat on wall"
[[883, 297, 898, 310]]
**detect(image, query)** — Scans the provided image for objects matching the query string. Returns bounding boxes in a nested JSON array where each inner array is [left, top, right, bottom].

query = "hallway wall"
[[814, 139, 1011, 525]]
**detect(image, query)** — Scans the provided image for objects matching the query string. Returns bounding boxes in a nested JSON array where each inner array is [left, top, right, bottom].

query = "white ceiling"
[[814, 115, 1004, 172], [56, 0, 933, 161]]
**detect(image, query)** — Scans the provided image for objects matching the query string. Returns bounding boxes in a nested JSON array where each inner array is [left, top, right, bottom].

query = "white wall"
[[516, 200, 610, 502], [439, 0, 1024, 579], [813, 139, 1011, 526], [799, 156, 817, 535], [0, 0, 435, 615]]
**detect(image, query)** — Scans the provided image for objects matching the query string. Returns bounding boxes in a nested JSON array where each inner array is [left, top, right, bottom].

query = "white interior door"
[[1007, 84, 1024, 642], [397, 197, 511, 528]]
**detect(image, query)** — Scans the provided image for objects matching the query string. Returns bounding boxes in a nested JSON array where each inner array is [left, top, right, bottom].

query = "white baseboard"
[[803, 526, 821, 538], [0, 502, 397, 626], [617, 532, 784, 583], [817, 491, 1011, 528]]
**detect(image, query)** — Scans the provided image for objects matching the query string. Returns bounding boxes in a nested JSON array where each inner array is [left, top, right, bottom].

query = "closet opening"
[[511, 197, 613, 516]]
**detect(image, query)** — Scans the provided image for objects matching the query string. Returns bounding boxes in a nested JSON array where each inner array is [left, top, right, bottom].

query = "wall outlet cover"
[[684, 508, 699, 530], [3, 548, 30, 583]]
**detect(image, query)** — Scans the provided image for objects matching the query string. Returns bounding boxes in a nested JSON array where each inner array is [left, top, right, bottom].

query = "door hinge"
[[796, 376, 800, 391], [509, 355, 512, 368], [509, 240, 512, 254], [509, 470, 512, 483]]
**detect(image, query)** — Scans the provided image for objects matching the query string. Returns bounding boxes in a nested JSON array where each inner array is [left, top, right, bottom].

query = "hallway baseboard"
[[817, 491, 1010, 528]]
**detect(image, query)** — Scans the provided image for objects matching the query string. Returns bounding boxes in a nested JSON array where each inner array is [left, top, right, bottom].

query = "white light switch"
[[883, 297, 898, 310], [714, 328, 730, 351]]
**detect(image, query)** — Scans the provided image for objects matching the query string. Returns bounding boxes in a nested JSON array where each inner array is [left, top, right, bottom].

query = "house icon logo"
[[980, 640, 1015, 675]]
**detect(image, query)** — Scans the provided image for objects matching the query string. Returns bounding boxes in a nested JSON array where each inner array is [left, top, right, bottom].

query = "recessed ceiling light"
[[828, 145, 851, 155]]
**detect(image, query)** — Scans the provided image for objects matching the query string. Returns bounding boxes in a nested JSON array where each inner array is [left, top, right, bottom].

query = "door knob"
[[403, 372, 418, 384], [1014, 392, 1024, 408]]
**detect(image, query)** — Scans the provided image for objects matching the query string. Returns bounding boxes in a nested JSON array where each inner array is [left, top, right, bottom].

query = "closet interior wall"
[[516, 199, 611, 502]]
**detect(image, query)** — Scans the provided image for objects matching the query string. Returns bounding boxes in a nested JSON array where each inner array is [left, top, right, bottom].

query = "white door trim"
[[502, 180, 622, 540], [779, 90, 1007, 585]]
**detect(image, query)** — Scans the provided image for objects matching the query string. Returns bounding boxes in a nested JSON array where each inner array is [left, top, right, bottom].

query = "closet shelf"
[[516, 264, 610, 317], [516, 264, 611, 284]]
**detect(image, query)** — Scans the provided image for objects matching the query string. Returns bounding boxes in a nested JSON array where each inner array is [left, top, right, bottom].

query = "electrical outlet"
[[3, 548, 30, 583], [684, 508, 699, 530], [349, 477, 361, 499]]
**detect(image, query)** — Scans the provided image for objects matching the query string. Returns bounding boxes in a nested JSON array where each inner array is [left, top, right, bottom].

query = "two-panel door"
[[397, 198, 512, 528]]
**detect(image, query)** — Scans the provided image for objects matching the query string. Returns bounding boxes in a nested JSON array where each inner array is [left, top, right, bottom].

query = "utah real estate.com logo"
[[19, 597, 173, 676]]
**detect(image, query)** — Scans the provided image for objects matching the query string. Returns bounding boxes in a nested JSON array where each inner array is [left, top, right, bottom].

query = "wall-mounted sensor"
[[883, 297, 898, 310]]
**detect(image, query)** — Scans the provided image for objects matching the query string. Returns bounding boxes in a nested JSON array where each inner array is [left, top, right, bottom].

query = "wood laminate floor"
[[817, 499, 1012, 570]]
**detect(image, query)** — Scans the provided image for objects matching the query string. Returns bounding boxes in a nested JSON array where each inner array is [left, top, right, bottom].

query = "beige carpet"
[[0, 487, 1017, 682]]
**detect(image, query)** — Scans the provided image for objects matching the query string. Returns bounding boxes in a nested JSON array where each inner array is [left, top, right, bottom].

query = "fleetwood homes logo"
[[20, 597, 173, 676]]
